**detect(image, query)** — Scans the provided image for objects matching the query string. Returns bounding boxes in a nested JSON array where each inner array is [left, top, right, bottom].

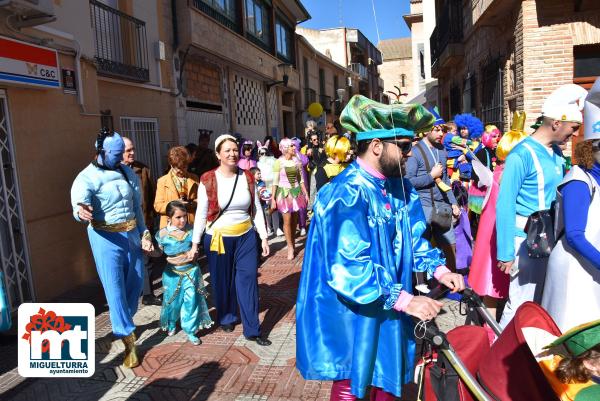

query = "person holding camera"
[[154, 146, 199, 229], [304, 131, 325, 213]]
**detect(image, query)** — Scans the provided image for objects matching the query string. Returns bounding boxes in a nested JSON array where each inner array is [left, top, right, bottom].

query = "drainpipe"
[[32, 25, 93, 115]]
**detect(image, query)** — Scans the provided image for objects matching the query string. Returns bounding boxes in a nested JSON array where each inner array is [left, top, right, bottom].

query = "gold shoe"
[[121, 332, 140, 368]]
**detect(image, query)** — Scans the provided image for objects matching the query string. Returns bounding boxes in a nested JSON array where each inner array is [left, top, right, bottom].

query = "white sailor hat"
[[584, 77, 600, 141], [542, 84, 588, 124]]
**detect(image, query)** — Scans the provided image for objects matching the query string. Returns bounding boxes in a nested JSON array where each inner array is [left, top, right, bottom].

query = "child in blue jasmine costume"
[[296, 96, 465, 400], [443, 113, 484, 181], [71, 128, 153, 368], [153, 201, 213, 345]]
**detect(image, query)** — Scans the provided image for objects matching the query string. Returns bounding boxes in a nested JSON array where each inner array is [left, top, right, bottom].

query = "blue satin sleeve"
[[319, 186, 401, 308], [561, 180, 600, 271], [407, 185, 445, 278]]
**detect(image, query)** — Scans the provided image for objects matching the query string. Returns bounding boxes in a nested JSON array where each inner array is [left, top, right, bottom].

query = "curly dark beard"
[[380, 145, 407, 177]]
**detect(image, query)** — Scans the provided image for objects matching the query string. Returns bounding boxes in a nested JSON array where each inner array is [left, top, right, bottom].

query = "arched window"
[[400, 74, 406, 87]]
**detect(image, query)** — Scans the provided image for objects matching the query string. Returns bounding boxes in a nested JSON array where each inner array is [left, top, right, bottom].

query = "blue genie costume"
[[70, 129, 149, 368], [296, 96, 449, 399], [444, 113, 484, 180]]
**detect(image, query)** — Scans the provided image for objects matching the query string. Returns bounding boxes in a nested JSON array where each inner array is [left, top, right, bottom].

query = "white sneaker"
[[300, 228, 306, 236], [276, 229, 284, 236], [167, 327, 176, 336]]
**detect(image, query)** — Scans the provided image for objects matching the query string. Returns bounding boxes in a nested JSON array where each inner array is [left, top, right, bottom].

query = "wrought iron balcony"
[[349, 63, 369, 80], [90, 0, 149, 82], [430, 0, 463, 74], [304, 88, 316, 108], [192, 0, 240, 34]]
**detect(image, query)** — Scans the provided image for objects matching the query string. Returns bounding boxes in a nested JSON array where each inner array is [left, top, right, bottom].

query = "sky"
[[299, 0, 411, 45]]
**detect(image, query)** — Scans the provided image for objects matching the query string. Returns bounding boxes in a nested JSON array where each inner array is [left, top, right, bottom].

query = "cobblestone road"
[[0, 236, 465, 401]]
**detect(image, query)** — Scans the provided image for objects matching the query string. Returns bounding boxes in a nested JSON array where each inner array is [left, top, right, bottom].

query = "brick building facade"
[[432, 0, 600, 137]]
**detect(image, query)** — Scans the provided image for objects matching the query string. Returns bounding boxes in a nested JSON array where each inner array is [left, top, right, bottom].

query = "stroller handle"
[[423, 287, 503, 337]]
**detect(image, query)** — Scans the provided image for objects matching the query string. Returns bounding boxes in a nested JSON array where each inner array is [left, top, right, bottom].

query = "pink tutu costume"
[[468, 165, 509, 299], [273, 157, 307, 213]]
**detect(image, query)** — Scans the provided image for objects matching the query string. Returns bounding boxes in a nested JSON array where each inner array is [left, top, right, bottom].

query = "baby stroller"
[[418, 288, 562, 401]]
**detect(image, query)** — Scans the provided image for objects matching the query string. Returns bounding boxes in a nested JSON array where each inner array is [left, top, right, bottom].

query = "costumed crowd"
[[61, 77, 600, 400]]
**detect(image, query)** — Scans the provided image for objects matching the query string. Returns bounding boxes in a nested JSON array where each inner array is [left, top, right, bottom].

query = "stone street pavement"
[[0, 236, 465, 401]]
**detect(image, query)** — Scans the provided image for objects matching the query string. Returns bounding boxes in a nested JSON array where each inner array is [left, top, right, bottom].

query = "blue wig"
[[454, 113, 484, 139]]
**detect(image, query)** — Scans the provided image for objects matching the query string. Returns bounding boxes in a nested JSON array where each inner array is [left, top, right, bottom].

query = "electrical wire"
[[371, 0, 381, 45]]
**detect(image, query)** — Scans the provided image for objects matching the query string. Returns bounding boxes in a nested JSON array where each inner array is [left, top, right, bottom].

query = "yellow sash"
[[210, 219, 252, 254]]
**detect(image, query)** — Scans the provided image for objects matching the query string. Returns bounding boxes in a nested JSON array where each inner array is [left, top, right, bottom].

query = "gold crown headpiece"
[[510, 111, 526, 132]]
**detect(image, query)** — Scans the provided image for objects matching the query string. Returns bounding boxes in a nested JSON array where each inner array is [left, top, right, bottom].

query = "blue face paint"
[[97, 132, 125, 169]]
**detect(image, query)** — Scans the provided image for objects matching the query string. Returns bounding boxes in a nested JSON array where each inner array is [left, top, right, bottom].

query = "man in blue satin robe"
[[296, 96, 465, 400]]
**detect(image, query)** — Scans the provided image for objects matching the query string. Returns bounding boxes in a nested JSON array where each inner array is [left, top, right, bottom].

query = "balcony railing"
[[319, 94, 332, 112], [192, 0, 240, 34], [349, 63, 368, 80], [90, 0, 149, 82], [304, 88, 316, 108], [430, 0, 463, 70]]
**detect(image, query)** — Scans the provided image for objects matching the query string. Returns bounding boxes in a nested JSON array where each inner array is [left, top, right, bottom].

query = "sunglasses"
[[380, 139, 413, 154]]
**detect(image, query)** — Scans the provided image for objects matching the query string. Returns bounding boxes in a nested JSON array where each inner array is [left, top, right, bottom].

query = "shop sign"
[[0, 36, 60, 89]]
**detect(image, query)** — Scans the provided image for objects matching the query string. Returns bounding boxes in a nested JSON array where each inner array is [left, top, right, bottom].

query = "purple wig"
[[279, 137, 293, 153]]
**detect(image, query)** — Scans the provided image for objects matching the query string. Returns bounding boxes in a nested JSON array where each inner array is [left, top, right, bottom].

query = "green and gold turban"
[[340, 95, 436, 141], [545, 319, 600, 357]]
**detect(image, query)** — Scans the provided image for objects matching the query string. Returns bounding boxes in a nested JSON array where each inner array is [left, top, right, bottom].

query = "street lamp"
[[266, 63, 291, 92], [329, 88, 346, 115]]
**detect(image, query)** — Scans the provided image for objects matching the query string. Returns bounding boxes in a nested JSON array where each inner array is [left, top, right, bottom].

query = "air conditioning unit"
[[0, 0, 55, 17]]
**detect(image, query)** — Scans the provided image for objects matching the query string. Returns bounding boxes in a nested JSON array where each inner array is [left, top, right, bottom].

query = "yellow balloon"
[[308, 102, 324, 118]]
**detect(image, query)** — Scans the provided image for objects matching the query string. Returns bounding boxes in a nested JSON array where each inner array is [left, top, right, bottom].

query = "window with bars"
[[481, 61, 504, 131], [462, 73, 477, 114], [90, 0, 149, 82], [245, 0, 271, 49], [450, 85, 461, 117], [120, 117, 162, 180]]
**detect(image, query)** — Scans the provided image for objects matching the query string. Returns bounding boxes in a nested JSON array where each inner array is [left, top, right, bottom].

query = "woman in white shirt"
[[191, 135, 271, 346]]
